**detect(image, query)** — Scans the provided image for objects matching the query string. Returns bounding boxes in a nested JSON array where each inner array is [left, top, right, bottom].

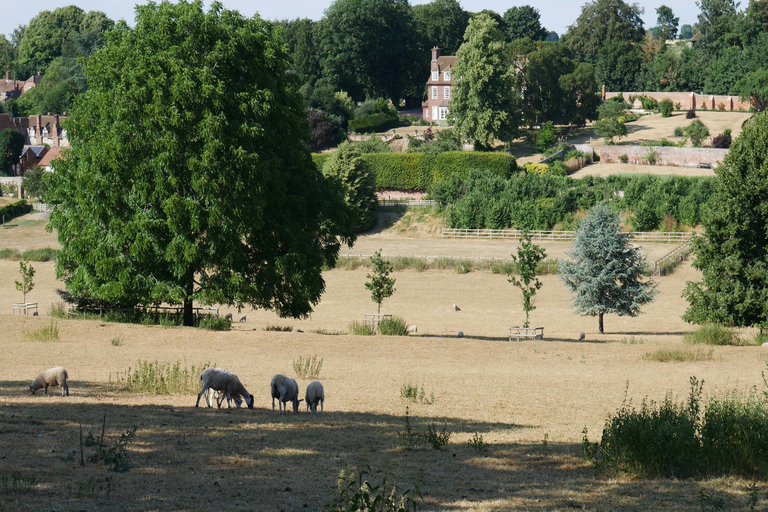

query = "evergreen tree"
[[684, 112, 768, 329], [654, 5, 679, 40], [508, 231, 547, 328], [365, 250, 395, 314], [559, 203, 657, 334]]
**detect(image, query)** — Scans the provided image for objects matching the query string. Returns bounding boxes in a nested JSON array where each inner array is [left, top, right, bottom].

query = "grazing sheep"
[[407, 325, 417, 334], [32, 311, 38, 317], [30, 367, 69, 396], [205, 388, 243, 409], [578, 333, 586, 342], [305, 381, 324, 414], [239, 315, 246, 323], [452, 304, 461, 312], [271, 374, 302, 415], [224, 313, 233, 321], [196, 367, 254, 409]]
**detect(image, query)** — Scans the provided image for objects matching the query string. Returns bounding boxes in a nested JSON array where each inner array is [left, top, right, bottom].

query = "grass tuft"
[[643, 348, 713, 362], [378, 316, 408, 336], [263, 324, 293, 332], [684, 324, 746, 346], [349, 320, 375, 335], [23, 320, 59, 341], [292, 355, 323, 380], [199, 316, 230, 331], [111, 360, 211, 394]]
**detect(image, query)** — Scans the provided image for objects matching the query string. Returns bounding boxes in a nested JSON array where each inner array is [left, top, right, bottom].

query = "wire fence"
[[441, 228, 694, 243]]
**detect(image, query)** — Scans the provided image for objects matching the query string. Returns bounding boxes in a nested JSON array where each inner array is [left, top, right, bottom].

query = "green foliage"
[[350, 137, 393, 154], [595, 39, 642, 92], [534, 121, 557, 153], [353, 98, 396, 118], [46, 2, 356, 326], [400, 383, 435, 404], [737, 69, 768, 111], [348, 320, 375, 335], [503, 5, 547, 41], [15, 259, 35, 303], [643, 347, 714, 362], [508, 231, 547, 327], [424, 424, 452, 450], [638, 95, 659, 111], [263, 324, 294, 332], [365, 250, 395, 314], [0, 472, 37, 496], [468, 432, 489, 453], [322, 142, 378, 232], [347, 113, 400, 134], [684, 112, 768, 328], [658, 99, 672, 118], [378, 316, 408, 336], [450, 13, 520, 149], [645, 149, 658, 165], [684, 119, 710, 147], [684, 324, 742, 346], [110, 335, 123, 346], [593, 101, 628, 144], [674, 126, 684, 136], [565, 0, 645, 63], [0, 129, 24, 173], [0, 199, 32, 221], [325, 462, 421, 512], [198, 316, 231, 331], [21, 166, 48, 200], [712, 132, 732, 148], [559, 203, 657, 334], [654, 5, 679, 41], [112, 360, 211, 395], [292, 355, 323, 380], [22, 320, 59, 341]]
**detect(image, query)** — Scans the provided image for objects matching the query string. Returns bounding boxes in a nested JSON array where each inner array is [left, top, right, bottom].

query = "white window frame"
[[444, 86, 450, 100], [431, 86, 438, 99], [439, 107, 448, 120], [432, 106, 438, 120], [444, 71, 451, 81], [432, 71, 439, 81]]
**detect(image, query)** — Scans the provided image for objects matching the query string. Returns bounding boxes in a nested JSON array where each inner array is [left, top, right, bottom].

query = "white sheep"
[[452, 304, 461, 312], [407, 325, 417, 334], [271, 374, 302, 415], [205, 388, 243, 408], [29, 366, 69, 396], [305, 381, 324, 414], [239, 315, 246, 323], [196, 367, 254, 409], [224, 313, 233, 321]]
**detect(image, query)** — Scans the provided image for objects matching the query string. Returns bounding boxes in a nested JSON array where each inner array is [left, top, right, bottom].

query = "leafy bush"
[[350, 137, 392, 154], [325, 463, 421, 511], [348, 320, 375, 335], [353, 98, 396, 118], [619, 154, 628, 163], [645, 150, 658, 165], [0, 199, 32, 221], [523, 162, 550, 175], [534, 121, 557, 153], [684, 324, 741, 346], [264, 324, 293, 332], [424, 424, 451, 450], [639, 95, 658, 110], [673, 126, 684, 137], [686, 109, 697, 119], [684, 120, 710, 147], [199, 316, 231, 331], [112, 360, 211, 394], [659, 99, 673, 117], [348, 113, 399, 134], [378, 316, 408, 335], [712, 132, 732, 148], [641, 138, 675, 147]]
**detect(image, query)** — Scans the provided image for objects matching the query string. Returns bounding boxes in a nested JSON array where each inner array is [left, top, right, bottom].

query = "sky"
[[2, 0, 704, 41]]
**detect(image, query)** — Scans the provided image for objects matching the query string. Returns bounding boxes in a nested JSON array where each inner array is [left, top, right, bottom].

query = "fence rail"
[[378, 199, 437, 207], [441, 228, 693, 243], [652, 241, 692, 276]]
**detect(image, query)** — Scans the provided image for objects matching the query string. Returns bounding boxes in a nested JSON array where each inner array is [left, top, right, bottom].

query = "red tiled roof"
[[38, 147, 63, 168]]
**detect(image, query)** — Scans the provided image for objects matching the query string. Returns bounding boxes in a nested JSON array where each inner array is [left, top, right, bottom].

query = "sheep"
[[205, 388, 243, 409], [305, 381, 324, 414], [239, 315, 247, 323], [452, 304, 461, 312], [196, 367, 254, 409], [578, 333, 586, 342], [29, 366, 69, 396], [224, 313, 233, 321], [271, 374, 302, 415], [407, 325, 417, 335]]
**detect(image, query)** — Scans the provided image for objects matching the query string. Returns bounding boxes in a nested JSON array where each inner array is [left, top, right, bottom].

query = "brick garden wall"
[[604, 91, 751, 111], [597, 146, 728, 167]]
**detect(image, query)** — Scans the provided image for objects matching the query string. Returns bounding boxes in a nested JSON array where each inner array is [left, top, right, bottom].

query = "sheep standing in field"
[[29, 367, 69, 396], [452, 304, 461, 312], [239, 315, 246, 323], [196, 367, 254, 409], [224, 313, 233, 321], [305, 381, 324, 414], [271, 374, 302, 415], [205, 388, 243, 408], [407, 325, 417, 334]]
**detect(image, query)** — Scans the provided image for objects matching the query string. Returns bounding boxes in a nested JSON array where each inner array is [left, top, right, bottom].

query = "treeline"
[[430, 171, 715, 231]]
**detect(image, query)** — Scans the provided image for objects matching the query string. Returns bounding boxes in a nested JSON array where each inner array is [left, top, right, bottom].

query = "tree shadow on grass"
[[1, 388, 763, 511]]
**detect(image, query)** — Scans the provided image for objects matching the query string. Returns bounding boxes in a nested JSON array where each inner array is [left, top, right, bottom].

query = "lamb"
[[29, 366, 69, 396], [196, 367, 254, 409], [305, 381, 324, 414], [452, 304, 461, 312], [271, 374, 302, 415], [224, 313, 233, 321], [239, 315, 246, 323]]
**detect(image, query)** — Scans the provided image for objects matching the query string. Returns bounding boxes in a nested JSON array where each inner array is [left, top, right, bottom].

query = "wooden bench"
[[696, 162, 712, 169], [509, 326, 544, 342], [12, 302, 38, 316], [364, 313, 392, 332]]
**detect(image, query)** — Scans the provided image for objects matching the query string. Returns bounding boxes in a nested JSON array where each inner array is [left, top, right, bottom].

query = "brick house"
[[0, 70, 42, 101], [26, 114, 69, 148], [422, 47, 456, 124]]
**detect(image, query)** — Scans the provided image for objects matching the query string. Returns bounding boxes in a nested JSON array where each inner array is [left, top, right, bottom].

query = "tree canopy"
[[0, 129, 24, 173], [502, 5, 548, 42], [46, 0, 356, 326], [684, 112, 768, 329], [564, 0, 645, 63], [654, 5, 679, 40]]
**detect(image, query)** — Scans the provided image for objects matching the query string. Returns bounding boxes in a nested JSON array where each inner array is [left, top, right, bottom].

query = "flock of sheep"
[[29, 366, 325, 414]]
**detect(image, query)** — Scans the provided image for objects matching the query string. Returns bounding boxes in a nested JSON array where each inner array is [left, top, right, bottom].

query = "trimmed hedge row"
[[0, 199, 32, 221], [313, 151, 517, 191], [348, 113, 399, 134]]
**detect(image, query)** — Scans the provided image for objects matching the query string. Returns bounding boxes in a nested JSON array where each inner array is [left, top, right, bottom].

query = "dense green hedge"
[[348, 113, 399, 134], [313, 151, 518, 191], [0, 199, 32, 221]]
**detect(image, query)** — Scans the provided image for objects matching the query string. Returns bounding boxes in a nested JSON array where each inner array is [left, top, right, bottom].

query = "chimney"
[[52, 115, 60, 147], [36, 115, 42, 142], [5, 70, 9, 81], [431, 47, 440, 61]]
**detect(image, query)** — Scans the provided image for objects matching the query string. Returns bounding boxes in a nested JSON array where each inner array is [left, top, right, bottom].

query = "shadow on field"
[[2, 386, 761, 511]]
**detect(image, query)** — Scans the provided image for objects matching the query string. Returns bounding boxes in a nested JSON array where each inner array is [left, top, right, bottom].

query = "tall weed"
[[684, 324, 743, 346], [111, 360, 211, 394], [293, 355, 323, 380]]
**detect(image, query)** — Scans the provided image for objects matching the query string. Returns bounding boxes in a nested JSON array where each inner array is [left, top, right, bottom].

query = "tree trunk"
[[183, 297, 193, 327], [598, 313, 604, 334]]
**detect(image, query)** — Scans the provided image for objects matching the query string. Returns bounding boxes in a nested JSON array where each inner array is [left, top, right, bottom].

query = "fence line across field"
[[652, 240, 692, 276], [441, 228, 693, 243], [378, 199, 437, 207]]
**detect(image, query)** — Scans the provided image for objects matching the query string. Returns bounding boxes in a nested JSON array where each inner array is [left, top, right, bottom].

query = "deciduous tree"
[[0, 129, 24, 173], [508, 231, 547, 328], [46, 1, 356, 326], [322, 141, 378, 232], [15, 260, 35, 304], [559, 203, 657, 334], [563, 0, 645, 63], [737, 69, 768, 111], [654, 5, 680, 40], [365, 250, 395, 314], [502, 5, 548, 42]]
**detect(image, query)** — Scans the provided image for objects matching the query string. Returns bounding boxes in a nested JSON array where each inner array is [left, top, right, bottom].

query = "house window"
[[432, 71, 439, 81], [439, 107, 448, 120], [444, 71, 451, 81], [432, 106, 438, 120], [432, 86, 438, 99], [444, 87, 450, 100]]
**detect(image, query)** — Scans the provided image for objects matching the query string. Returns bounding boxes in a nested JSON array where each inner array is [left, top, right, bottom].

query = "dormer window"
[[432, 71, 439, 81], [444, 71, 451, 81]]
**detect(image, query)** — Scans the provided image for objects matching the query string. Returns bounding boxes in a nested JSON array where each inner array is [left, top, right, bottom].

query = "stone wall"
[[597, 145, 728, 167], [603, 91, 751, 111], [0, 176, 23, 198]]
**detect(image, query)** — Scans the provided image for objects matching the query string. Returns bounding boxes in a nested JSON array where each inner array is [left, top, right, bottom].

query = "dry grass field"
[[2, 213, 768, 511]]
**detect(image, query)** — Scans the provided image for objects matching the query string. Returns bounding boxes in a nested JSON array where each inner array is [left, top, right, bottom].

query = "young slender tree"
[[46, 1, 356, 326], [508, 231, 547, 327], [15, 259, 35, 303], [365, 250, 395, 314], [559, 203, 657, 334]]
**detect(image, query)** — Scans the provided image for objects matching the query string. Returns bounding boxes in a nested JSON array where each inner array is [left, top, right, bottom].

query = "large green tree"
[[654, 5, 680, 40], [412, 0, 469, 56], [449, 13, 519, 150], [322, 141, 378, 232], [694, 0, 741, 55], [0, 129, 24, 173], [559, 203, 657, 334], [595, 38, 643, 92], [563, 0, 645, 63], [46, 1, 356, 326], [684, 112, 768, 329], [502, 5, 548, 42], [738, 69, 768, 111], [0, 35, 14, 74], [14, 6, 86, 76]]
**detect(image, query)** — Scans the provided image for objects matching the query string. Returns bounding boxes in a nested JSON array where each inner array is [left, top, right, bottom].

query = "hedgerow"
[[0, 199, 32, 221]]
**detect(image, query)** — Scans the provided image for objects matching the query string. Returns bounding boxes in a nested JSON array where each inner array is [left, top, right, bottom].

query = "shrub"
[[348, 320, 375, 335], [674, 102, 682, 110], [684, 120, 710, 147], [684, 324, 741, 346], [686, 109, 697, 119], [673, 126, 684, 137], [659, 99, 673, 117], [378, 316, 408, 335], [523, 162, 550, 175], [717, 102, 725, 111], [645, 150, 658, 165], [292, 355, 323, 380], [322, 141, 378, 232], [199, 316, 231, 331], [353, 98, 395, 118], [712, 132, 732, 148], [111, 360, 211, 394], [619, 154, 629, 163], [351, 137, 393, 154], [264, 324, 293, 332], [534, 121, 557, 153], [326, 463, 421, 511], [468, 432, 489, 453], [0, 199, 32, 221], [639, 95, 658, 110], [424, 424, 451, 450], [641, 138, 675, 147], [348, 113, 399, 134]]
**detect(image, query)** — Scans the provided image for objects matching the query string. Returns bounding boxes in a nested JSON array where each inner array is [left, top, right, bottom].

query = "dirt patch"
[[570, 163, 715, 178]]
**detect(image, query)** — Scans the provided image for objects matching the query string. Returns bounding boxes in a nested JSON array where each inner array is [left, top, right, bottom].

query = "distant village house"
[[422, 47, 455, 124]]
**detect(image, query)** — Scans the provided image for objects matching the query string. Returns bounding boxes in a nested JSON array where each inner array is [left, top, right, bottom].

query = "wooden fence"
[[441, 228, 693, 243], [651, 241, 692, 276], [378, 199, 437, 207]]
